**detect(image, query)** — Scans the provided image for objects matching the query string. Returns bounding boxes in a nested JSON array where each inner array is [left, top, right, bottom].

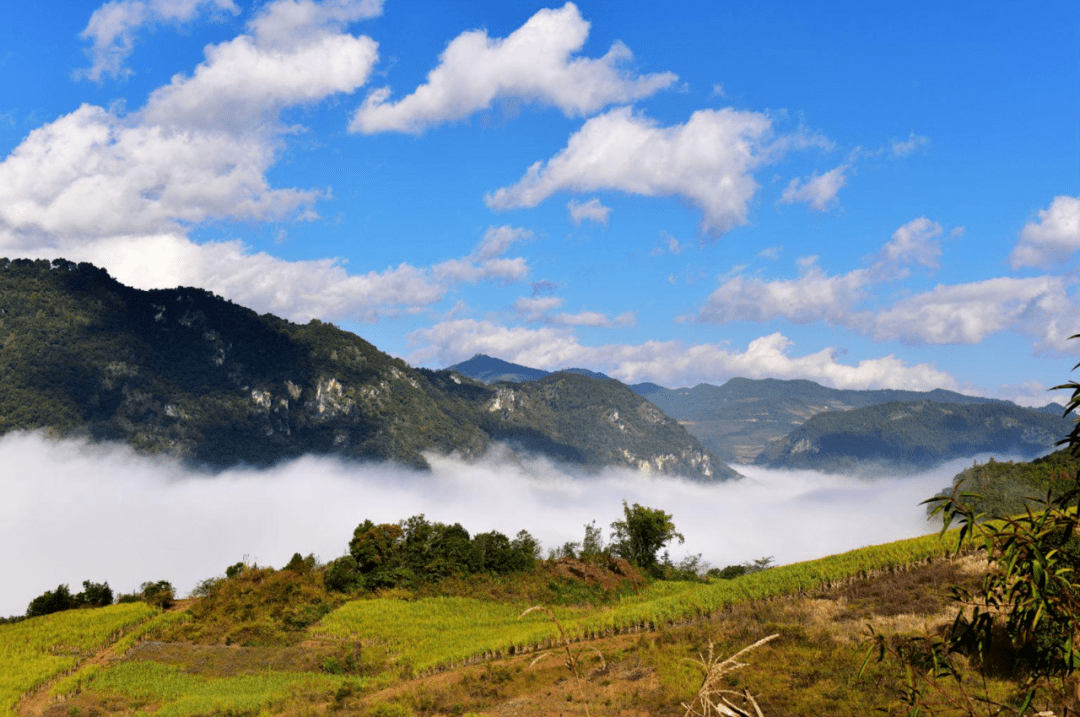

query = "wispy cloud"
[[567, 197, 611, 226], [79, 0, 241, 81], [778, 164, 850, 211]]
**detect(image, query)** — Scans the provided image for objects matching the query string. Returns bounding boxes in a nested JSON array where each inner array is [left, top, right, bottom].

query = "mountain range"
[[0, 258, 727, 481], [448, 354, 1071, 471]]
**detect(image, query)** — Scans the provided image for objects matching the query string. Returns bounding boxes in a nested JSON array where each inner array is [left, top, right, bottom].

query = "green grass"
[[312, 528, 964, 674], [82, 662, 357, 717], [0, 603, 156, 717]]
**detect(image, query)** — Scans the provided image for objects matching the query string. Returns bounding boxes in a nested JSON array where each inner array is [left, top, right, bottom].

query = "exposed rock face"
[[0, 258, 727, 480]]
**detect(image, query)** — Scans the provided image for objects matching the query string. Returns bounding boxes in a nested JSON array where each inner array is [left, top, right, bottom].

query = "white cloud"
[[9, 230, 529, 324], [142, 29, 379, 132], [567, 198, 610, 226], [432, 225, 533, 286], [880, 217, 943, 270], [870, 276, 1075, 347], [79, 0, 239, 81], [890, 132, 929, 158], [409, 320, 959, 392], [486, 106, 777, 235], [695, 216, 1076, 352], [512, 296, 633, 328], [699, 257, 867, 324], [0, 104, 323, 238], [0, 431, 958, 617], [778, 164, 849, 211], [349, 3, 676, 134], [1, 0, 380, 241], [247, 0, 384, 50], [473, 225, 533, 260], [0, 0, 466, 324], [985, 380, 1068, 409], [651, 231, 686, 256], [1009, 196, 1080, 269]]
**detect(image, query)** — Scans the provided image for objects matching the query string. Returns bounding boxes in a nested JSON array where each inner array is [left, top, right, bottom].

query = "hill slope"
[[636, 377, 1028, 464], [0, 258, 724, 480], [754, 400, 1071, 473], [445, 357, 1060, 467]]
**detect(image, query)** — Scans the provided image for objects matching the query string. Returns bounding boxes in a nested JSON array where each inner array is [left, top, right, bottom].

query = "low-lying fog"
[[0, 431, 996, 618]]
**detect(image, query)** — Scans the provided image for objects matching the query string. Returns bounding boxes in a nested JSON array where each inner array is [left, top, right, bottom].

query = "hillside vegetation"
[[0, 258, 724, 479], [754, 400, 1070, 473], [447, 355, 1063, 468], [5, 527, 1024, 717], [934, 447, 1080, 517]]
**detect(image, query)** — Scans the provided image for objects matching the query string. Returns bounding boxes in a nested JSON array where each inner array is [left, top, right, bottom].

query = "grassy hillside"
[[10, 525, 1073, 717]]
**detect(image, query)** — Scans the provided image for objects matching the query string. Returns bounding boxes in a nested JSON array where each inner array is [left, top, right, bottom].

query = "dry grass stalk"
[[682, 634, 779, 717], [520, 605, 606, 715]]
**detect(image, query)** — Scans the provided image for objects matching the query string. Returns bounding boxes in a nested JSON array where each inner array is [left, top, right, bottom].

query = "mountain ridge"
[[445, 353, 1068, 469], [0, 259, 727, 480]]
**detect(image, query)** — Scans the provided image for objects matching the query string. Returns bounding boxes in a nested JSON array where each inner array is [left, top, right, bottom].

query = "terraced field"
[[2, 527, 1020, 717]]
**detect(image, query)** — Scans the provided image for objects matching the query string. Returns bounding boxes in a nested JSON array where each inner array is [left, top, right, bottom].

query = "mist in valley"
[[0, 431, 995, 618]]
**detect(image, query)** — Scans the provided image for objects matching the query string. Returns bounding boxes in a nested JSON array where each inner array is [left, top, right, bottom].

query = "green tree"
[[26, 584, 76, 618], [75, 580, 113, 607], [609, 501, 684, 573]]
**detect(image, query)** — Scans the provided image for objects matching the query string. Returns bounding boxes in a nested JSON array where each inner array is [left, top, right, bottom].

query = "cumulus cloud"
[[689, 216, 1075, 353], [349, 3, 676, 134], [880, 217, 943, 270], [1009, 196, 1080, 269], [247, 0, 384, 50], [0, 431, 959, 618], [486, 106, 779, 236], [79, 0, 240, 81], [0, 0, 499, 324], [2, 0, 379, 241], [699, 256, 867, 325], [778, 164, 849, 211], [409, 319, 959, 392], [870, 276, 1074, 347], [567, 198, 611, 226]]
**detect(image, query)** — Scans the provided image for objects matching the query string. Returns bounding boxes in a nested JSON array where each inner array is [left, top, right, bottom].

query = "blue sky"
[[0, 0, 1077, 404]]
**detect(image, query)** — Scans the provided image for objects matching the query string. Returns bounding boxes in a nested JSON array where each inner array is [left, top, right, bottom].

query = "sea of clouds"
[[0, 431, 999, 618]]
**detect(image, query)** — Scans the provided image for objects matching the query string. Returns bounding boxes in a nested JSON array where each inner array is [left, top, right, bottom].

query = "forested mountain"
[[0, 259, 727, 480], [754, 400, 1072, 473], [448, 356, 1064, 466]]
